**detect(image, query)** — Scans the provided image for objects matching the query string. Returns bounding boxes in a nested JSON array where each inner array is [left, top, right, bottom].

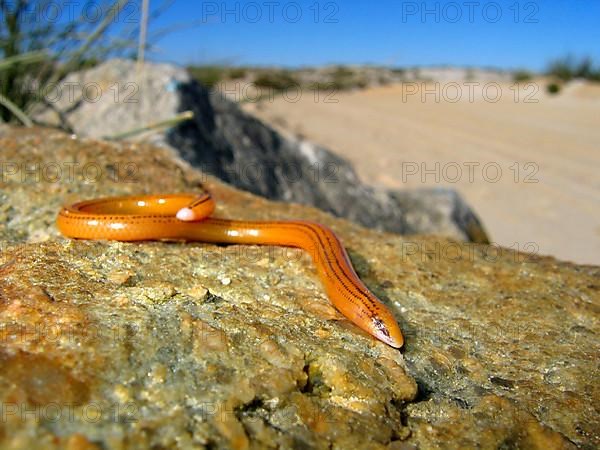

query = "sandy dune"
[[243, 80, 600, 265]]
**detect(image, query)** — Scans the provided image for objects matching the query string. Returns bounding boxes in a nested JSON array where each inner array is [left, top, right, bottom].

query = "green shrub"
[[378, 76, 390, 85], [187, 66, 250, 87], [546, 83, 561, 95], [331, 65, 355, 78], [228, 67, 248, 79], [547, 56, 600, 82], [326, 65, 372, 90], [330, 65, 356, 89], [356, 79, 368, 89], [187, 65, 229, 88], [513, 70, 533, 82], [547, 58, 576, 81], [253, 71, 298, 90], [310, 81, 338, 92]]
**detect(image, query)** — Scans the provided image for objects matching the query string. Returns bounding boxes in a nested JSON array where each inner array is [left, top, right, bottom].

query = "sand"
[[243, 79, 600, 265]]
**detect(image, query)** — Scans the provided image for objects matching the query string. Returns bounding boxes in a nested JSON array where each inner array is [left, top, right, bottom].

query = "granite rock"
[[0, 126, 597, 449], [32, 59, 489, 244]]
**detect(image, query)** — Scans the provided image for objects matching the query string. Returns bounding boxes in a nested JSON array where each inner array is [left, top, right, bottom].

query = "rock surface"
[[0, 126, 598, 449], [33, 59, 489, 244]]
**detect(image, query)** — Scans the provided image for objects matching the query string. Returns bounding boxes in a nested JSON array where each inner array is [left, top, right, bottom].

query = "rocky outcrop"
[[32, 59, 489, 244], [0, 126, 597, 449]]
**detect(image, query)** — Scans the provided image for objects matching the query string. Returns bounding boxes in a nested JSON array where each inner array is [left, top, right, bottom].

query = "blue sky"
[[144, 0, 600, 70]]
